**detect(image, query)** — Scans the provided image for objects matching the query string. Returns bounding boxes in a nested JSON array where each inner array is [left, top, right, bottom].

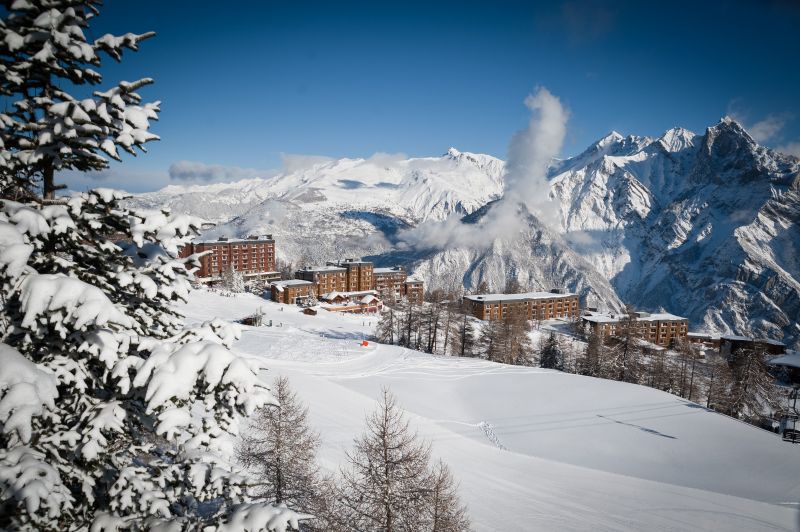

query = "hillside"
[[549, 118, 800, 347], [129, 119, 800, 347], [179, 289, 800, 532]]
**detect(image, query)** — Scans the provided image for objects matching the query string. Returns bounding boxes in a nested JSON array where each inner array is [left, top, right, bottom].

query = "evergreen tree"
[[539, 331, 565, 371], [222, 264, 245, 293], [0, 3, 309, 529], [451, 307, 477, 358], [577, 328, 605, 377], [0, 0, 159, 199], [478, 317, 504, 363]]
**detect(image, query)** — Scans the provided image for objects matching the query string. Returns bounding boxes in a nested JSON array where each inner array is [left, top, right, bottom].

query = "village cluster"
[[179, 234, 423, 313], [179, 234, 789, 361]]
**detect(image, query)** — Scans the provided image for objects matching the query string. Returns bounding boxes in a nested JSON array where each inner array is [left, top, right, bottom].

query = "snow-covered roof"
[[768, 351, 800, 369], [320, 289, 377, 301], [687, 332, 719, 339], [333, 259, 372, 266], [582, 313, 621, 324], [465, 291, 576, 303], [297, 265, 347, 273], [635, 312, 687, 322], [582, 311, 687, 324], [374, 267, 405, 274], [271, 279, 313, 290], [405, 277, 423, 284], [243, 271, 279, 277], [195, 235, 274, 244]]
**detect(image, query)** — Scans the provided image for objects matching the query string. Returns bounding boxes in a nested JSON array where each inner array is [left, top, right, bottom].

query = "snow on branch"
[[0, 343, 58, 445]]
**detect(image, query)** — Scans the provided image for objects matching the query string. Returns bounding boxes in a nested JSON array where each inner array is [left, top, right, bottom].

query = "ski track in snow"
[[179, 290, 800, 532]]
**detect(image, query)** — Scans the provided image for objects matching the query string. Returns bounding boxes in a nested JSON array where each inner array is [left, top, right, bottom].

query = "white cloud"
[[168, 160, 269, 182], [745, 114, 789, 143], [397, 87, 569, 251], [58, 168, 170, 194], [775, 141, 800, 158], [280, 154, 335, 174], [366, 152, 408, 166], [726, 102, 791, 144]]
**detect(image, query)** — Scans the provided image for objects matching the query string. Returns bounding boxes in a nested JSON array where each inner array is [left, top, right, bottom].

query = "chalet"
[[319, 290, 383, 314], [270, 279, 314, 305], [464, 290, 580, 321], [582, 310, 688, 348]]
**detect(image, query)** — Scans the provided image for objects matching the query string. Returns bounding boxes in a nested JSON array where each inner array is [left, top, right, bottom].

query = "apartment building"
[[270, 279, 314, 305], [295, 265, 348, 295], [463, 290, 580, 321], [328, 258, 374, 291], [179, 235, 276, 280], [582, 311, 688, 347], [373, 266, 407, 302], [403, 278, 424, 305]]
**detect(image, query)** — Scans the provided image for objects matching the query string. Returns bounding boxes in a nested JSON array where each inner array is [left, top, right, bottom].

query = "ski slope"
[[179, 290, 800, 531]]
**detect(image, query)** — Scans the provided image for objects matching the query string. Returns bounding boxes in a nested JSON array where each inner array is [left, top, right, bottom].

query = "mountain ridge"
[[127, 118, 800, 347]]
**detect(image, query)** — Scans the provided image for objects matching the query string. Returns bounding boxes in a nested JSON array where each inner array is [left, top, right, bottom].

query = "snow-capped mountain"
[[130, 119, 800, 347], [129, 148, 505, 224], [550, 117, 800, 347], [128, 149, 507, 266]]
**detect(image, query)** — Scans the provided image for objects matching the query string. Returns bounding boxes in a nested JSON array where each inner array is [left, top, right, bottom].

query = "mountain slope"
[[180, 290, 800, 532], [550, 118, 800, 347], [130, 120, 800, 346]]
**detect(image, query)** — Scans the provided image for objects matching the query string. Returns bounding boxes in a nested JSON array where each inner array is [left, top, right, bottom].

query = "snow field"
[[179, 290, 800, 531]]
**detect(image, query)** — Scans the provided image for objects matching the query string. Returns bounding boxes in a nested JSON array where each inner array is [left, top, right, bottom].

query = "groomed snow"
[[179, 290, 800, 531]]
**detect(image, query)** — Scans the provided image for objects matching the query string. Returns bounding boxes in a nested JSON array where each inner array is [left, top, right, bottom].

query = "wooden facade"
[[373, 266, 407, 302], [270, 280, 314, 305], [180, 235, 276, 280], [582, 311, 688, 347], [403, 279, 424, 305], [464, 291, 580, 321], [295, 266, 348, 295], [329, 259, 374, 292]]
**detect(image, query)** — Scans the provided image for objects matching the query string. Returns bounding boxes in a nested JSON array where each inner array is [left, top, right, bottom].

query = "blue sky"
[[62, 0, 800, 192]]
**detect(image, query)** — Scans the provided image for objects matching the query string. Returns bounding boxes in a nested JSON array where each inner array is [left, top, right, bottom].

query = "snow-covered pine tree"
[[0, 192, 310, 529], [222, 265, 245, 293], [0, 2, 309, 529], [539, 331, 565, 371], [0, 0, 160, 200]]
